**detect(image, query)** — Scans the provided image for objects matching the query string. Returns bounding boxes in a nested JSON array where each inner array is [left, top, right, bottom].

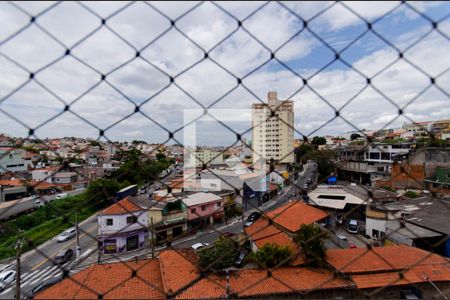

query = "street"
[[0, 166, 316, 299]]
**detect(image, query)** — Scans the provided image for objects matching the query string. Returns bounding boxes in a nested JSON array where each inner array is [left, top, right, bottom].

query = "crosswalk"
[[0, 263, 69, 296]]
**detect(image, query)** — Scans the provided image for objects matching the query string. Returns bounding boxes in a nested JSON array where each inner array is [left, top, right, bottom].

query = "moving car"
[[53, 249, 73, 265], [191, 242, 209, 251], [0, 270, 16, 292], [56, 227, 77, 242], [244, 212, 261, 227]]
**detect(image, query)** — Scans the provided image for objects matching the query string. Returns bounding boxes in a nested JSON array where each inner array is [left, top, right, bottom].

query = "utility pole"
[[76, 210, 80, 262], [15, 233, 23, 300]]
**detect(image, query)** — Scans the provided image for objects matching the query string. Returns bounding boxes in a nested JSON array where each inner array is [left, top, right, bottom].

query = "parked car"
[[28, 276, 62, 298], [347, 219, 359, 234], [56, 227, 77, 242], [336, 235, 349, 248], [349, 242, 357, 249], [191, 242, 209, 251], [234, 249, 248, 267], [53, 249, 73, 265], [0, 270, 16, 292], [244, 212, 261, 227], [55, 193, 68, 200]]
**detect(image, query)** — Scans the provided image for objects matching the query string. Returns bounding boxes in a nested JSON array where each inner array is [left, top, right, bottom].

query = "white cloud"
[[0, 1, 448, 145]]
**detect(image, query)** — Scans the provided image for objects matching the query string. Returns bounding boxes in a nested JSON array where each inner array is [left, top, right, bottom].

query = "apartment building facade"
[[252, 92, 294, 164]]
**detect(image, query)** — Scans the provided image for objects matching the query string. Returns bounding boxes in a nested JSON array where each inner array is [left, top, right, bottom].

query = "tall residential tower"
[[252, 92, 294, 164]]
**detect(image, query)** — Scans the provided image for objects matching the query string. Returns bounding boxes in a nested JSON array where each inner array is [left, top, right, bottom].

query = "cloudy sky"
[[0, 1, 449, 146]]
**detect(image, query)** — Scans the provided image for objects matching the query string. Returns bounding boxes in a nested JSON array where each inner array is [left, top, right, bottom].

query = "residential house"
[[245, 200, 328, 253], [31, 166, 58, 183], [97, 197, 149, 254], [183, 192, 224, 226], [147, 196, 188, 244]]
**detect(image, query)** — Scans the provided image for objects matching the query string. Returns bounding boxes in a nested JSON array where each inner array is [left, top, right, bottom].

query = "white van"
[[56, 193, 68, 199]]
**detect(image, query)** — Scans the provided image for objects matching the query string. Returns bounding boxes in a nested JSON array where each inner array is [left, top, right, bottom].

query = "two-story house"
[[148, 196, 187, 244], [97, 197, 149, 254], [182, 192, 224, 227]]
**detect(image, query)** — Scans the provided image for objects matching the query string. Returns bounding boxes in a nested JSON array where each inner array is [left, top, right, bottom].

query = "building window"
[[191, 208, 196, 214], [126, 216, 137, 224], [201, 205, 207, 211], [106, 218, 113, 226], [216, 202, 221, 208]]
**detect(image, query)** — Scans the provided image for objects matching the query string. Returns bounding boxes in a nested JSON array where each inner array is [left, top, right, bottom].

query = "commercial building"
[[97, 197, 149, 254], [0, 147, 28, 174], [252, 91, 294, 164]]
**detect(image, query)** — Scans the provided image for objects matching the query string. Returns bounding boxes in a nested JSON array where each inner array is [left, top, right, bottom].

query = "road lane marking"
[[30, 225, 97, 271], [1, 286, 13, 295], [21, 213, 99, 262]]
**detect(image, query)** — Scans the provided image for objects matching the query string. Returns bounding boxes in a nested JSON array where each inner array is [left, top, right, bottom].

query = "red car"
[[349, 242, 357, 249]]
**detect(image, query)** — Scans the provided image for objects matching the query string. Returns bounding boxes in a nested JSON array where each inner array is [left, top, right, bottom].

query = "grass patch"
[[0, 193, 98, 259]]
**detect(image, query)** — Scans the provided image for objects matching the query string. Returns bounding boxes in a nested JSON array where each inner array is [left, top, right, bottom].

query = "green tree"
[[311, 136, 326, 146], [89, 140, 101, 147], [85, 178, 120, 209], [294, 143, 313, 162], [253, 243, 292, 269], [294, 224, 328, 267], [350, 133, 362, 141], [404, 191, 419, 198], [198, 236, 238, 272], [303, 150, 337, 180]]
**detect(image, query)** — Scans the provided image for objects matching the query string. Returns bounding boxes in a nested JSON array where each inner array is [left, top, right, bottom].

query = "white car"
[[56, 193, 68, 199], [56, 227, 77, 242], [0, 270, 16, 292], [191, 242, 209, 251]]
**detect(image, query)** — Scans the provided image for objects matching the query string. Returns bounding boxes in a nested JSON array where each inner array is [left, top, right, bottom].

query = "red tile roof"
[[244, 218, 299, 253], [101, 197, 143, 215], [351, 262, 450, 289], [159, 249, 200, 295], [0, 179, 23, 187], [177, 267, 353, 299], [35, 259, 165, 299], [326, 245, 448, 274], [266, 200, 328, 232]]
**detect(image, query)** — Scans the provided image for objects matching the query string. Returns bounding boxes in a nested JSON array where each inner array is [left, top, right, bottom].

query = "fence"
[[0, 1, 449, 299]]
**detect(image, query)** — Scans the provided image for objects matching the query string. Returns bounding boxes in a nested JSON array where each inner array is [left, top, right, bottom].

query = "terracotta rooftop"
[[177, 267, 352, 299], [244, 218, 304, 265], [266, 200, 328, 232], [35, 246, 450, 299], [0, 179, 23, 187], [326, 245, 449, 274], [101, 197, 143, 215], [159, 249, 200, 296], [35, 259, 165, 299], [351, 262, 450, 289]]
